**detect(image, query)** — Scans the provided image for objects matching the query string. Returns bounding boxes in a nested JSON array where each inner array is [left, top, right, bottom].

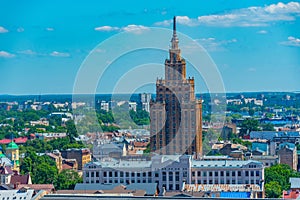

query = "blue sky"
[[0, 0, 300, 94]]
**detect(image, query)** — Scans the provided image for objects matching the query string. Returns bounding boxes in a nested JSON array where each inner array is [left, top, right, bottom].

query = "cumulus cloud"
[[280, 36, 300, 47], [195, 38, 237, 52], [0, 51, 15, 58], [17, 27, 24, 32], [155, 2, 300, 27], [94, 24, 149, 34], [122, 25, 149, 34], [257, 30, 268, 34], [46, 27, 54, 31], [50, 51, 70, 57], [94, 26, 119, 31], [0, 26, 8, 33]]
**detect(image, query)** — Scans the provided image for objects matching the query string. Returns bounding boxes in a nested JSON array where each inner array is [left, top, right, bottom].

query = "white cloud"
[[280, 36, 300, 47], [50, 51, 70, 57], [46, 27, 54, 31], [122, 25, 149, 34], [17, 27, 24, 32], [94, 26, 119, 31], [195, 38, 237, 52], [18, 49, 37, 55], [0, 51, 15, 58], [257, 30, 268, 34], [0, 26, 8, 33], [155, 2, 300, 27]]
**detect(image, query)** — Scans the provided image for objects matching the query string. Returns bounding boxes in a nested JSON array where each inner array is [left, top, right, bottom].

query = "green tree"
[[260, 123, 275, 131], [265, 181, 282, 198], [264, 164, 300, 198], [239, 118, 260, 137], [54, 170, 82, 190]]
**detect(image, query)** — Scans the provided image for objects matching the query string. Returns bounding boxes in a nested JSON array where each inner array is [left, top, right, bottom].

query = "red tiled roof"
[[10, 174, 31, 185], [0, 139, 11, 145], [133, 141, 149, 148], [14, 137, 28, 144], [0, 137, 28, 145]]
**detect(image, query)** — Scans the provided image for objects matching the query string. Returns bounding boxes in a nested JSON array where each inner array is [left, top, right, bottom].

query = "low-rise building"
[[83, 155, 264, 195], [61, 148, 91, 170]]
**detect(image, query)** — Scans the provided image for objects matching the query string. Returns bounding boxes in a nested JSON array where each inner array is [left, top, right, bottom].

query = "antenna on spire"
[[173, 16, 176, 34]]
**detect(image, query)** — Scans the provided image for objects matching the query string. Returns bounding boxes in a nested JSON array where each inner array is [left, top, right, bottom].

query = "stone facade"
[[150, 17, 202, 157]]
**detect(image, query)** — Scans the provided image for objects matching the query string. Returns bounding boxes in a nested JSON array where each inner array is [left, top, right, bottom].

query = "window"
[[232, 171, 235, 176], [238, 171, 241, 176], [245, 171, 249, 176], [96, 172, 99, 177], [256, 171, 260, 176], [197, 171, 201, 176]]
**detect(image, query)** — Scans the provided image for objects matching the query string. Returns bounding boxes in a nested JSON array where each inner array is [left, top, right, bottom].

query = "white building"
[[83, 155, 264, 193]]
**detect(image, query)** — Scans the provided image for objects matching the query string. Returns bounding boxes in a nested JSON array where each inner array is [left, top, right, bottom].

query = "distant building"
[[278, 145, 298, 170], [140, 93, 151, 113], [61, 148, 91, 170], [100, 101, 109, 112], [128, 102, 137, 112]]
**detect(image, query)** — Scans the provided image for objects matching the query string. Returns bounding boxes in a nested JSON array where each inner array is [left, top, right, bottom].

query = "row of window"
[[191, 170, 260, 177]]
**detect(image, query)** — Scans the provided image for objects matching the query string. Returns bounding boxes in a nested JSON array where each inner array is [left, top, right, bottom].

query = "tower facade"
[[6, 141, 20, 172], [150, 17, 202, 157]]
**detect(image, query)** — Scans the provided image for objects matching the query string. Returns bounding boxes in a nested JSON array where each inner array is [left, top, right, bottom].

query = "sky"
[[0, 0, 300, 94]]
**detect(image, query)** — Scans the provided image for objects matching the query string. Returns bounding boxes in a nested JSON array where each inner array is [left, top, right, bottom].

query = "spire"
[[173, 16, 176, 35], [171, 16, 179, 50]]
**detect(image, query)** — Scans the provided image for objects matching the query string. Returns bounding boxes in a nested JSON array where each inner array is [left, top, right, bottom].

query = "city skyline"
[[0, 0, 300, 94]]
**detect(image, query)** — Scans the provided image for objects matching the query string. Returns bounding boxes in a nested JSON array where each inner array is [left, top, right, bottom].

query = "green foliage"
[[265, 181, 282, 198], [129, 109, 149, 126], [239, 118, 260, 136], [264, 164, 300, 198], [260, 123, 275, 131], [20, 150, 58, 184], [54, 170, 82, 190]]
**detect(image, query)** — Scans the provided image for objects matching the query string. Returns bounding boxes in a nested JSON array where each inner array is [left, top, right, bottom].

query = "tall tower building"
[[150, 17, 202, 157]]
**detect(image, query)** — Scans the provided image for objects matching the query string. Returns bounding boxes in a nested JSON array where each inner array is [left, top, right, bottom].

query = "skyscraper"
[[150, 17, 203, 157]]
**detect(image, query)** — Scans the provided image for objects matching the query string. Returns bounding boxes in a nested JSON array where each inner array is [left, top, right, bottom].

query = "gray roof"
[[191, 160, 262, 168], [75, 183, 119, 190], [86, 159, 152, 169], [125, 183, 157, 195], [74, 183, 157, 195], [290, 178, 300, 189]]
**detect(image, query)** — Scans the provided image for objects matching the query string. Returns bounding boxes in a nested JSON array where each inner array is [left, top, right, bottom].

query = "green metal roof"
[[6, 141, 19, 149]]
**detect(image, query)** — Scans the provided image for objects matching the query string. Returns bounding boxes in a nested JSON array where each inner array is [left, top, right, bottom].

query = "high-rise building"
[[150, 17, 202, 157]]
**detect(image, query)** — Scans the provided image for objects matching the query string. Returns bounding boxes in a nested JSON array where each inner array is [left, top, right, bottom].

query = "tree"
[[260, 123, 275, 131], [54, 170, 82, 190], [265, 181, 282, 198], [239, 118, 260, 137], [264, 164, 300, 198]]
